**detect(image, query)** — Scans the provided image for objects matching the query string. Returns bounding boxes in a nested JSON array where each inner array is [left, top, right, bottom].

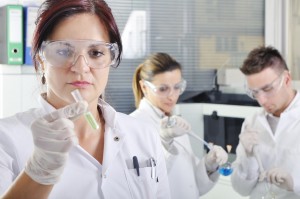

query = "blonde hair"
[[132, 52, 182, 108]]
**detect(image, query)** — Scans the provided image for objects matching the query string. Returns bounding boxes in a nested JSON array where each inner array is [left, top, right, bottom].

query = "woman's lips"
[[164, 102, 175, 107], [70, 81, 91, 88]]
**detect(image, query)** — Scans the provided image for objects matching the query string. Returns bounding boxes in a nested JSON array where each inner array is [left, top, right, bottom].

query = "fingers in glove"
[[160, 115, 191, 138], [30, 102, 86, 152], [31, 118, 74, 139], [34, 135, 77, 152], [44, 101, 88, 122], [161, 116, 173, 128], [176, 117, 191, 132], [31, 119, 78, 152], [239, 130, 259, 155], [212, 146, 228, 165], [267, 168, 283, 185], [276, 172, 286, 183]]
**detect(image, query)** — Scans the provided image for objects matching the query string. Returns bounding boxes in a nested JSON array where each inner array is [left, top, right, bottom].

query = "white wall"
[[0, 0, 44, 6], [0, 65, 41, 118]]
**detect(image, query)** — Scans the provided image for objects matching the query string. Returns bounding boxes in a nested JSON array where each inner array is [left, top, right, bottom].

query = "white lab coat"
[[231, 91, 300, 199], [0, 95, 171, 199], [130, 98, 219, 199]]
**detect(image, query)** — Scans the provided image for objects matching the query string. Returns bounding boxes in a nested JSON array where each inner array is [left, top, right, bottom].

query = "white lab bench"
[[174, 103, 262, 199], [201, 175, 247, 199]]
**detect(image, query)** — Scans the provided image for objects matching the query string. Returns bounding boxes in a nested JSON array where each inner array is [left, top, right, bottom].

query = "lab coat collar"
[[38, 93, 56, 114], [140, 98, 166, 119], [263, 90, 300, 119], [94, 98, 126, 174], [98, 98, 121, 131], [282, 90, 300, 112], [257, 90, 300, 138]]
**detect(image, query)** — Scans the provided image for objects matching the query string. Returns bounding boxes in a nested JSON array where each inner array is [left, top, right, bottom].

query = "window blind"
[[105, 0, 265, 114]]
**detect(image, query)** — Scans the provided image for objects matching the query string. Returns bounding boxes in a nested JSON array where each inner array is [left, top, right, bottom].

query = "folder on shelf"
[[0, 5, 23, 65], [24, 6, 38, 65]]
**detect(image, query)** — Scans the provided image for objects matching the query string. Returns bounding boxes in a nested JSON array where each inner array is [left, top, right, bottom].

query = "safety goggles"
[[143, 79, 186, 97], [245, 72, 284, 100], [39, 40, 119, 69]]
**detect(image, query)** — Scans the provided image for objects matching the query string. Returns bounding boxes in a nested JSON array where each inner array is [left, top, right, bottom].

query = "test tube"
[[71, 89, 99, 130]]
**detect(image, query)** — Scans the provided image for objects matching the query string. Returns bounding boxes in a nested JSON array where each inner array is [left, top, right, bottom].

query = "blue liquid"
[[218, 166, 233, 176]]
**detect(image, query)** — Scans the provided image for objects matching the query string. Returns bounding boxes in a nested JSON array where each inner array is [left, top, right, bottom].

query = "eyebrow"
[[250, 75, 280, 92], [55, 41, 72, 46], [156, 80, 184, 86], [259, 83, 273, 91]]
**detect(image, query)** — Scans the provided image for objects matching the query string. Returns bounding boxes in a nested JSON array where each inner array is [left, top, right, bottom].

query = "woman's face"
[[142, 69, 183, 115], [42, 13, 111, 109]]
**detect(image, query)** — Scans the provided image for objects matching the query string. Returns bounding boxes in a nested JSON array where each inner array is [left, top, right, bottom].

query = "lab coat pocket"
[[125, 158, 157, 199]]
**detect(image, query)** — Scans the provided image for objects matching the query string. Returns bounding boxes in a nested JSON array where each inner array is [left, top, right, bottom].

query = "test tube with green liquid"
[[71, 89, 99, 130]]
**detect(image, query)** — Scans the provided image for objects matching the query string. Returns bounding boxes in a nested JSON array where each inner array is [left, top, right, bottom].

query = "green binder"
[[0, 5, 23, 65]]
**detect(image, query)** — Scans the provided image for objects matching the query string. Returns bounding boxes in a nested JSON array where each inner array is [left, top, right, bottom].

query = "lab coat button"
[[114, 136, 120, 141]]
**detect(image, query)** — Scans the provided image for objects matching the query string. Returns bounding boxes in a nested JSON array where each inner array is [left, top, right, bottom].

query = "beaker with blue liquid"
[[218, 145, 233, 176]]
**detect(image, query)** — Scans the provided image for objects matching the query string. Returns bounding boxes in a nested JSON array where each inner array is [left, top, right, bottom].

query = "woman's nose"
[[70, 54, 90, 73]]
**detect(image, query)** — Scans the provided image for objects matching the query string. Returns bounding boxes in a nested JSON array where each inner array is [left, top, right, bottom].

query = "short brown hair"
[[240, 46, 288, 75]]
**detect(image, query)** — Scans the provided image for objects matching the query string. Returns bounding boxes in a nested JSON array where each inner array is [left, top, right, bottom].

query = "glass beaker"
[[218, 162, 233, 176], [218, 145, 233, 176]]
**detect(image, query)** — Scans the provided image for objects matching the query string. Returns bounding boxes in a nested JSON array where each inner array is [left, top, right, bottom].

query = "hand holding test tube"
[[71, 89, 99, 130]]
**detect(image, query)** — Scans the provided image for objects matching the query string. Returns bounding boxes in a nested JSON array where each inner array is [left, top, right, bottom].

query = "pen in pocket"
[[149, 157, 156, 179], [132, 156, 140, 176]]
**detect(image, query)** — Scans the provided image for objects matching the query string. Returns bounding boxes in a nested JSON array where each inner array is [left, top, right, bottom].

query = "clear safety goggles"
[[245, 72, 284, 100], [143, 79, 187, 97], [39, 39, 119, 69]]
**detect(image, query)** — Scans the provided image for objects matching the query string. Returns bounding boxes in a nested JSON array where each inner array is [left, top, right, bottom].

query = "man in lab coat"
[[231, 46, 300, 198]]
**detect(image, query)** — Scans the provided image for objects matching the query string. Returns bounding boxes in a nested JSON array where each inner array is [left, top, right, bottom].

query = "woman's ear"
[[139, 80, 147, 96]]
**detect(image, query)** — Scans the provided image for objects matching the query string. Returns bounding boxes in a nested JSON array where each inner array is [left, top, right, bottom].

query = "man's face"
[[246, 67, 291, 117]]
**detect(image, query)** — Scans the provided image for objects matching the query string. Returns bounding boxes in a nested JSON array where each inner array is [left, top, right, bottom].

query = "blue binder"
[[23, 6, 38, 65]]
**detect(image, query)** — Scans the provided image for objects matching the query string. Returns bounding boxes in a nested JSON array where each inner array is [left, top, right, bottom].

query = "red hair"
[[32, 0, 122, 71]]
